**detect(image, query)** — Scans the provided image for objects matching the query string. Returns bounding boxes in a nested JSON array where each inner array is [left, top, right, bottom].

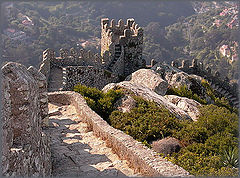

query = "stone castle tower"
[[101, 18, 145, 77], [40, 18, 146, 91]]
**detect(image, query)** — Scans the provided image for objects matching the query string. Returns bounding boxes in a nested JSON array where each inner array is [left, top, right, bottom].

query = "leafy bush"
[[168, 104, 239, 176], [166, 85, 207, 104], [109, 96, 186, 143], [73, 84, 122, 119], [221, 146, 239, 168]]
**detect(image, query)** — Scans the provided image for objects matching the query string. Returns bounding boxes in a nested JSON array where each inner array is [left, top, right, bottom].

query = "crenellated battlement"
[[101, 18, 145, 76], [41, 48, 103, 69], [101, 18, 143, 40], [169, 59, 239, 105], [40, 17, 145, 91], [57, 48, 103, 65]]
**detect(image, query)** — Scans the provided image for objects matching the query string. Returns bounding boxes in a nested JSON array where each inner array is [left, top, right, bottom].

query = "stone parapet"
[[1, 62, 51, 176], [62, 66, 119, 90], [48, 91, 192, 177]]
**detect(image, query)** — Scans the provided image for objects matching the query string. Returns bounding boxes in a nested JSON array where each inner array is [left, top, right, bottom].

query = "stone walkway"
[[45, 101, 142, 177]]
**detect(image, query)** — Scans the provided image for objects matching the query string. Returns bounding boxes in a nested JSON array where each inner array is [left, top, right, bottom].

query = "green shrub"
[[73, 84, 122, 119], [221, 146, 239, 168], [169, 104, 239, 176], [109, 96, 185, 143], [166, 85, 207, 104]]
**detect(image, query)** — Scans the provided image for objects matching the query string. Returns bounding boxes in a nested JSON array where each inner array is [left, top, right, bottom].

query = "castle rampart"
[[48, 91, 192, 177], [168, 59, 239, 107], [2, 62, 51, 176], [101, 18, 145, 76], [62, 66, 119, 90]]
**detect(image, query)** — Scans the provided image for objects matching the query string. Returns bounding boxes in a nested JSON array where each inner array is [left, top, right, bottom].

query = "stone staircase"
[[48, 66, 63, 92], [107, 44, 122, 71], [208, 81, 239, 107]]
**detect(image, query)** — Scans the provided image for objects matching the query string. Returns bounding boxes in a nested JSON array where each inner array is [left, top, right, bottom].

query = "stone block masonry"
[[101, 18, 145, 76], [62, 66, 119, 90], [1, 62, 51, 176], [48, 91, 192, 177]]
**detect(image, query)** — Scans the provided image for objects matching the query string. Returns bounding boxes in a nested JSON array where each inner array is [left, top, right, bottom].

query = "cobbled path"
[[45, 101, 142, 177]]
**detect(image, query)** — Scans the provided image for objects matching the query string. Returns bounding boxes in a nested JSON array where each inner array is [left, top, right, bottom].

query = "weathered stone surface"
[[103, 81, 192, 120], [48, 91, 192, 177], [152, 63, 195, 89], [114, 95, 137, 113], [169, 72, 192, 89], [164, 95, 202, 121], [1, 62, 51, 176], [151, 137, 182, 156], [152, 63, 213, 103], [45, 102, 141, 177], [126, 69, 168, 95], [28, 66, 49, 127], [62, 66, 119, 90]]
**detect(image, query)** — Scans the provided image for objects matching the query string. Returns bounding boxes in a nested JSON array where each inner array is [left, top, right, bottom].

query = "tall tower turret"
[[101, 18, 145, 77]]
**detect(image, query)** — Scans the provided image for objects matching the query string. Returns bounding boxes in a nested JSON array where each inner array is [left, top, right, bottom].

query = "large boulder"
[[152, 63, 195, 89], [164, 95, 201, 121], [151, 137, 182, 156], [152, 63, 212, 103], [169, 72, 192, 89], [103, 81, 192, 120], [126, 69, 168, 95]]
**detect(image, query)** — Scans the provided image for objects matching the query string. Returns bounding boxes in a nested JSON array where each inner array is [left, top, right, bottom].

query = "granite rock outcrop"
[[103, 81, 192, 120], [126, 69, 168, 96]]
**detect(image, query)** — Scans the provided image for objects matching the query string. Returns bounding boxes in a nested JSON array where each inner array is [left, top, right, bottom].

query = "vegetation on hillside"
[[2, 1, 238, 81], [73, 84, 239, 176], [166, 80, 238, 113], [2, 1, 194, 67]]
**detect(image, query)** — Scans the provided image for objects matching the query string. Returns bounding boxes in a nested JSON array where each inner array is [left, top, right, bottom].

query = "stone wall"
[[167, 59, 239, 107], [48, 91, 192, 177], [28, 66, 49, 127], [1, 62, 51, 176], [62, 66, 119, 90], [51, 48, 103, 68], [39, 48, 54, 83]]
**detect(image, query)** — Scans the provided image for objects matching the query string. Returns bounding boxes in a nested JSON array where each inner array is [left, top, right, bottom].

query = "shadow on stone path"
[[44, 102, 142, 177]]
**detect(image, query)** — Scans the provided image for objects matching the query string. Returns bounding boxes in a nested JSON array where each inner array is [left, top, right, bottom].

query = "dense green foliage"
[[168, 105, 239, 176], [73, 84, 122, 119], [109, 96, 185, 145], [166, 85, 207, 104], [73, 84, 239, 176], [2, 1, 194, 67], [144, 4, 239, 80]]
